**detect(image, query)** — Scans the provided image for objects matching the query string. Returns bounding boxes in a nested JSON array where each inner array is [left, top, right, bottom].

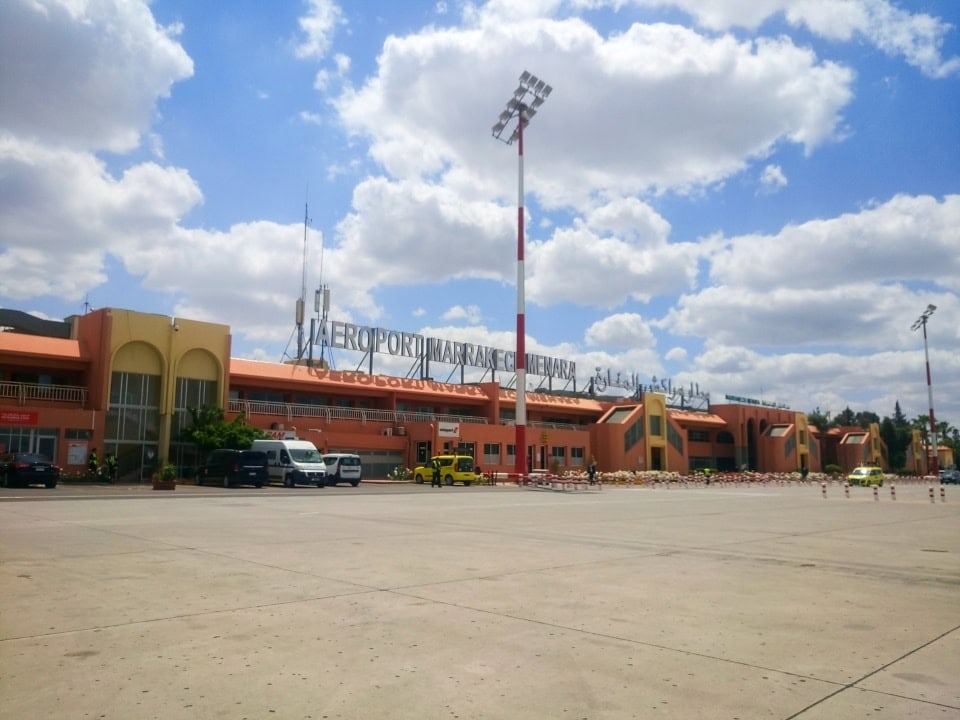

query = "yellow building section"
[[97, 308, 232, 464], [867, 422, 883, 466], [644, 392, 667, 472], [794, 412, 810, 470]]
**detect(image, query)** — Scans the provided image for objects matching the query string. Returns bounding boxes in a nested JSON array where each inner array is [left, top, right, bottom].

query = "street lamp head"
[[911, 303, 937, 330], [492, 70, 553, 145]]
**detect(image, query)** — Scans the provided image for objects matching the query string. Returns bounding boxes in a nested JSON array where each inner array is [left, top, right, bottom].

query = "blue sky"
[[1, 0, 958, 427]]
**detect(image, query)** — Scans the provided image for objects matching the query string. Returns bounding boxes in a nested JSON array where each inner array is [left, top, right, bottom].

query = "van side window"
[[265, 450, 277, 461], [280, 451, 290, 463]]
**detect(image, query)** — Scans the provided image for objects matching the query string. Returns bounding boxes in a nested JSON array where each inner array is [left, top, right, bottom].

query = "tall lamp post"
[[492, 70, 552, 477], [910, 304, 938, 476]]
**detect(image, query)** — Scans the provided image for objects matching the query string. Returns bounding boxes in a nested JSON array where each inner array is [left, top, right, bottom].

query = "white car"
[[323, 453, 362, 486]]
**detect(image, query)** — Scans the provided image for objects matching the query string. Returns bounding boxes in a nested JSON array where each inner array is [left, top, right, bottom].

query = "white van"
[[250, 439, 326, 488], [322, 453, 362, 487]]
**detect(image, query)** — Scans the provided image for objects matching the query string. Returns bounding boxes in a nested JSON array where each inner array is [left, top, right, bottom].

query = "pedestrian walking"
[[587, 460, 596, 485]]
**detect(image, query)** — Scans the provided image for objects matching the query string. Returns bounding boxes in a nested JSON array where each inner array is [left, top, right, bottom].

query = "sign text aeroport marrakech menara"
[[316, 320, 577, 380]]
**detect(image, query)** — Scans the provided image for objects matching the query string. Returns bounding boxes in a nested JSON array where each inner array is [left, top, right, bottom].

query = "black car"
[[0, 452, 60, 488], [198, 449, 268, 488]]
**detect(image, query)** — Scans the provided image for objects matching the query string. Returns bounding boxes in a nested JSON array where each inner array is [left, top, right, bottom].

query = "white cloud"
[[295, 0, 343, 60], [442, 304, 482, 323], [665, 346, 688, 363], [707, 194, 960, 292], [0, 0, 193, 153], [584, 313, 656, 349], [527, 222, 701, 308], [334, 16, 854, 206], [622, 0, 960, 77], [759, 163, 788, 192], [299, 111, 325, 126], [689, 340, 960, 424], [0, 136, 202, 300]]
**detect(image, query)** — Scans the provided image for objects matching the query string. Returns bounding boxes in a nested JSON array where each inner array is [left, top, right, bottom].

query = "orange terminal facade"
[[0, 306, 896, 482]]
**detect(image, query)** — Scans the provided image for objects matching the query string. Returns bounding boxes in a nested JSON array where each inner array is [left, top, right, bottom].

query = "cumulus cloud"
[[584, 313, 656, 349], [335, 16, 853, 205], [442, 304, 483, 323], [0, 136, 202, 300], [707, 194, 960, 292], [0, 0, 193, 153], [625, 0, 960, 77]]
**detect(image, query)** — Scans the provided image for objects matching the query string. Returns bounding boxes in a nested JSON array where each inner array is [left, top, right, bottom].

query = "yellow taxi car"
[[413, 454, 476, 486], [847, 466, 884, 486]]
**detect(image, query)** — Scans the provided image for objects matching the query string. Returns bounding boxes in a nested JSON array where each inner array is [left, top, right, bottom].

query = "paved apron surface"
[[1, 484, 958, 719]]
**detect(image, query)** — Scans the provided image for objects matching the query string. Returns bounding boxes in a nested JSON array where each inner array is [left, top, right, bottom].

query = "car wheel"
[[351, 480, 359, 487], [45, 480, 57, 489], [445, 475, 454, 486], [223, 476, 230, 488], [284, 475, 293, 488], [255, 481, 263, 488], [415, 474, 424, 484], [464, 481, 471, 487]]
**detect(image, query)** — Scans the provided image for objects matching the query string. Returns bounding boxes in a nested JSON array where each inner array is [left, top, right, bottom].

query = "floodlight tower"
[[492, 70, 552, 477], [910, 304, 938, 476]]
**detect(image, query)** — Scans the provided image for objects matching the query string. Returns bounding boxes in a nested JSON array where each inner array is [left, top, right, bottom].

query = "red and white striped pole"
[[492, 71, 551, 478], [515, 111, 528, 477]]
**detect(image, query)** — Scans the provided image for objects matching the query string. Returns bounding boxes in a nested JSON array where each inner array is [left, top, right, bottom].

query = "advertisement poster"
[[67, 441, 88, 466]]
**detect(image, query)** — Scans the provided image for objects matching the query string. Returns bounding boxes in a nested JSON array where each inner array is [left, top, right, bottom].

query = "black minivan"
[[198, 449, 269, 488]]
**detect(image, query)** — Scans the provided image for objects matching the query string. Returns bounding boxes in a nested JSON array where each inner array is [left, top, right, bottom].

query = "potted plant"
[[152, 461, 178, 491]]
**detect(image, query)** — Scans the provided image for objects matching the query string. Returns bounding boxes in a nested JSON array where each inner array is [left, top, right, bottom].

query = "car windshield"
[[15, 453, 47, 463], [239, 451, 267, 464], [851, 468, 867, 475], [289, 448, 322, 462]]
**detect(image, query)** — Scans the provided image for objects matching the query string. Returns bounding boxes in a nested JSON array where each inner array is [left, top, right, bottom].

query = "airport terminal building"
[[0, 307, 839, 482]]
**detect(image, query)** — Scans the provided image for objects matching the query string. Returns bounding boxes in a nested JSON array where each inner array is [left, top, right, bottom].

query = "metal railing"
[[0, 381, 88, 406], [228, 399, 490, 426]]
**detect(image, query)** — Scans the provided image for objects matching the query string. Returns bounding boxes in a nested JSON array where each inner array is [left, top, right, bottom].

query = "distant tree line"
[[806, 401, 958, 470]]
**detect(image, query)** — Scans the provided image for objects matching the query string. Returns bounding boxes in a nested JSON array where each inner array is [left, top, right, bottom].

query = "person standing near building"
[[87, 448, 99, 480], [105, 452, 118, 483], [587, 460, 597, 485], [431, 459, 442, 488]]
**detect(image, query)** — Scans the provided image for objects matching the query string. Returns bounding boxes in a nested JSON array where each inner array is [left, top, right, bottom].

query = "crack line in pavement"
[[782, 623, 960, 718]]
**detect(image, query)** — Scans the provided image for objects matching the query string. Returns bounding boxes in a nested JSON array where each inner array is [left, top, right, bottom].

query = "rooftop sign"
[[724, 394, 790, 410], [315, 320, 577, 380]]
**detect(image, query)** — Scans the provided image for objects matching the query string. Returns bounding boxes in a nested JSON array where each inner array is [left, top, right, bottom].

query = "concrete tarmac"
[[1, 483, 958, 719]]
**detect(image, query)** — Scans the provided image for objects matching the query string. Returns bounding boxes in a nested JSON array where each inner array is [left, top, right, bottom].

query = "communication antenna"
[[294, 202, 311, 360]]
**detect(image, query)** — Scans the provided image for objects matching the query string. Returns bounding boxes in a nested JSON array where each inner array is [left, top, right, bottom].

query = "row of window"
[[480, 442, 586, 467]]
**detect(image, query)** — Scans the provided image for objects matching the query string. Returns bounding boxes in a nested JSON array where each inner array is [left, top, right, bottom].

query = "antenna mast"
[[295, 202, 309, 360]]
